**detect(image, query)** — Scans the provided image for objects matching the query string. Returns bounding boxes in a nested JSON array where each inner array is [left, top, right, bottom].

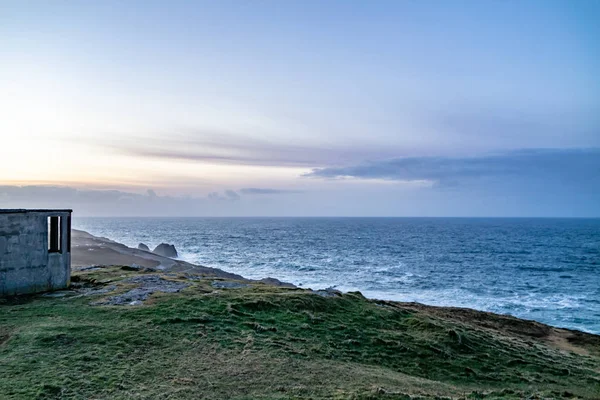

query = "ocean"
[[74, 217, 600, 334]]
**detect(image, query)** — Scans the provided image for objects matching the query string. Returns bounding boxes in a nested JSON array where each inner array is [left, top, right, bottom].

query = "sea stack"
[[152, 243, 178, 258], [137, 243, 150, 251]]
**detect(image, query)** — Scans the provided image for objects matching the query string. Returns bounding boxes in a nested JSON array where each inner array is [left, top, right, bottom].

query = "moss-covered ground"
[[1, 267, 599, 399]]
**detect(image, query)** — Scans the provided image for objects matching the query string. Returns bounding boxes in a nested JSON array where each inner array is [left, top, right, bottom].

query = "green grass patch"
[[1, 267, 598, 399]]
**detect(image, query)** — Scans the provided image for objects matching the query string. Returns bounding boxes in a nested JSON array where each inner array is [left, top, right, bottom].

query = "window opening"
[[48, 216, 61, 253]]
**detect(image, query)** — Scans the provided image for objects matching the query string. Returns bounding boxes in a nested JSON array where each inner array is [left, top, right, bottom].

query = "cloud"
[[305, 148, 600, 188], [207, 191, 223, 200], [239, 188, 301, 195], [94, 130, 403, 168], [0, 186, 247, 216], [0, 186, 161, 215], [206, 190, 240, 201], [225, 190, 240, 200], [87, 101, 600, 170]]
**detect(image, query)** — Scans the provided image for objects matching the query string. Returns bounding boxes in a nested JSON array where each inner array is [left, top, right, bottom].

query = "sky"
[[0, 0, 599, 216]]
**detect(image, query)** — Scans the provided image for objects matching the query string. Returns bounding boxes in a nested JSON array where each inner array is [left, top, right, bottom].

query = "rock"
[[152, 243, 178, 258], [76, 285, 117, 297], [120, 264, 155, 272], [137, 243, 150, 251], [182, 273, 205, 281], [75, 265, 103, 271], [42, 290, 77, 298], [121, 264, 143, 271], [211, 281, 249, 289], [310, 287, 342, 298], [257, 277, 296, 288], [91, 276, 188, 306]]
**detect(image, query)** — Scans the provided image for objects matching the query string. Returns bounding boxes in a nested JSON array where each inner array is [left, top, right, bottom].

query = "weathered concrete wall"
[[0, 211, 71, 296]]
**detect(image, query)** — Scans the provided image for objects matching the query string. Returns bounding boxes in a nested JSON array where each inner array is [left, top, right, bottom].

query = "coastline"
[[72, 228, 597, 335], [73, 217, 600, 335], [1, 229, 598, 398]]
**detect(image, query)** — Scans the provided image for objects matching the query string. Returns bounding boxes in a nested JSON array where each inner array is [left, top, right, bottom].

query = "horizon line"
[[71, 215, 600, 219]]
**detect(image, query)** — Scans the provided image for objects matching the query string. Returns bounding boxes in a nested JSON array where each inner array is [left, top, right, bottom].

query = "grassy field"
[[1, 267, 599, 399]]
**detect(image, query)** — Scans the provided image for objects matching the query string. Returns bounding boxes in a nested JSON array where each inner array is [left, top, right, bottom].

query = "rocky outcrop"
[[137, 243, 150, 251], [91, 275, 188, 306], [152, 243, 178, 258], [258, 277, 297, 288], [71, 229, 246, 279], [211, 281, 249, 289]]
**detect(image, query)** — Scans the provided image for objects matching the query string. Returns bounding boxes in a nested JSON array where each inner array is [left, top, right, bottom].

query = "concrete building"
[[0, 209, 72, 296]]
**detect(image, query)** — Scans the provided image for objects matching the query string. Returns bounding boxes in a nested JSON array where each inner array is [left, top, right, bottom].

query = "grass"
[[1, 267, 599, 399]]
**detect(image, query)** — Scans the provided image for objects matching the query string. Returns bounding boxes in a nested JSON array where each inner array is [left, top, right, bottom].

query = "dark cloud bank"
[[306, 148, 600, 188]]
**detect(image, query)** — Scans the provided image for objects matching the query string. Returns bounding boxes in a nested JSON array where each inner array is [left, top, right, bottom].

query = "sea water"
[[74, 217, 600, 334]]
